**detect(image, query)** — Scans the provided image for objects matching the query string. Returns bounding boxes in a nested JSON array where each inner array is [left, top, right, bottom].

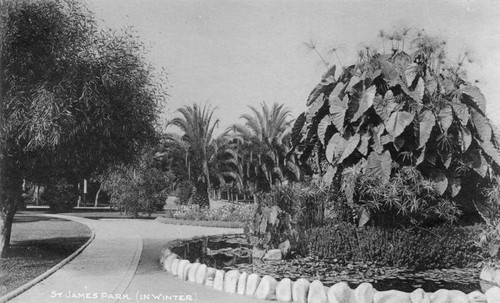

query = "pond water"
[[170, 234, 485, 293]]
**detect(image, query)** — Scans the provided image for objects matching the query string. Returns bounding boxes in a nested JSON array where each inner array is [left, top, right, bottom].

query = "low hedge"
[[156, 217, 244, 228], [302, 223, 485, 270]]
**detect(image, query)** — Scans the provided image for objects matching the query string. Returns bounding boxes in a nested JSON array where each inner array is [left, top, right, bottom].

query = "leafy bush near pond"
[[249, 183, 331, 255], [169, 204, 255, 222], [302, 223, 484, 269]]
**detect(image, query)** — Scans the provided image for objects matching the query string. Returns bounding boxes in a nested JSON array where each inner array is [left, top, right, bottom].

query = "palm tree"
[[228, 102, 299, 193], [165, 103, 219, 207]]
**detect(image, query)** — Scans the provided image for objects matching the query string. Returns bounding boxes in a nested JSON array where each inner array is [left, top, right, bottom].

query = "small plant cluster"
[[169, 204, 255, 223], [302, 223, 484, 270], [350, 165, 461, 227], [249, 183, 330, 255]]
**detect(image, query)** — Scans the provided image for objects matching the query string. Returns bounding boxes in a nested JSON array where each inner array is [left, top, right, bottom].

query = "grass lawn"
[[0, 212, 92, 297]]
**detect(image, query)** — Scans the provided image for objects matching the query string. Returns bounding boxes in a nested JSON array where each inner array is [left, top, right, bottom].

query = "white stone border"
[[159, 236, 500, 303]]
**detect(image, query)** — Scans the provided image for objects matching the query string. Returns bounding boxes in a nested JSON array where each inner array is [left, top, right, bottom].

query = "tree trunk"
[[0, 206, 16, 256], [94, 186, 101, 207], [0, 161, 23, 256], [193, 180, 209, 208]]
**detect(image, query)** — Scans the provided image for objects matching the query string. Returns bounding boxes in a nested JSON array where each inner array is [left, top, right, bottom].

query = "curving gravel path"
[[8, 215, 264, 303]]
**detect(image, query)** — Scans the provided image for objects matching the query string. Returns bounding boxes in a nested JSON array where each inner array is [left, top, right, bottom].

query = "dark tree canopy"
[[0, 0, 166, 253]]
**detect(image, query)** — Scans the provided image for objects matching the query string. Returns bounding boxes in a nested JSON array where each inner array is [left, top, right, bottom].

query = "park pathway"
[[10, 215, 264, 303]]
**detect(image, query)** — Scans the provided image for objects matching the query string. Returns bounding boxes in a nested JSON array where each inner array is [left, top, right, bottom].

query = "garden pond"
[[170, 234, 492, 293]]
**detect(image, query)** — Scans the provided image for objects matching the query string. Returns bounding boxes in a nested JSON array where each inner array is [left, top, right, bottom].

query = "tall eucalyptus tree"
[[0, 0, 164, 254]]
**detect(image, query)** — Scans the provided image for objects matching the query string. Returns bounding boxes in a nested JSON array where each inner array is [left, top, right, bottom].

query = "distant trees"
[[291, 30, 500, 226], [163, 103, 241, 208], [228, 102, 300, 193], [0, 0, 165, 254]]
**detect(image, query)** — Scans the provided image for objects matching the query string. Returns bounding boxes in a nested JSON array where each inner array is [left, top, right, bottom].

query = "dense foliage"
[[163, 104, 240, 208], [302, 223, 484, 269], [41, 180, 79, 213], [0, 0, 165, 253], [249, 183, 329, 256], [101, 150, 170, 217], [168, 204, 255, 223], [291, 32, 500, 226], [228, 103, 300, 193]]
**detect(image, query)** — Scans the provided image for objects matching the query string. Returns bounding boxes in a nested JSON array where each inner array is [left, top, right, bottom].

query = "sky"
[[85, 0, 500, 134]]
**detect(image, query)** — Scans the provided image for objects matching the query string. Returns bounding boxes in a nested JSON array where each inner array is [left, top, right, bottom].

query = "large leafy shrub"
[[101, 150, 171, 217], [302, 223, 484, 269], [249, 183, 330, 256], [291, 32, 500, 226]]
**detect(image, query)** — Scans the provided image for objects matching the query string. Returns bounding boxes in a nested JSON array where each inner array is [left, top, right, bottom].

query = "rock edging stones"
[[159, 246, 498, 303]]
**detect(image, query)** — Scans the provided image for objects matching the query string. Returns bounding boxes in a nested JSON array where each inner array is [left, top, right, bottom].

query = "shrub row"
[[167, 204, 255, 223], [301, 223, 485, 269]]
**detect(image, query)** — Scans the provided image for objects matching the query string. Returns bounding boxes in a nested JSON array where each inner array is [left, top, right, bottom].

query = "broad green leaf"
[[489, 244, 500, 258], [325, 133, 347, 163], [471, 108, 492, 143], [386, 111, 415, 138], [380, 61, 399, 85], [419, 110, 436, 148], [393, 51, 411, 77], [481, 140, 500, 167], [269, 206, 279, 225], [425, 149, 438, 166], [351, 85, 376, 122], [322, 165, 337, 185], [373, 95, 385, 120], [429, 169, 448, 196], [346, 76, 362, 92], [438, 105, 453, 133], [317, 115, 331, 146], [461, 86, 486, 114], [381, 134, 392, 146], [357, 131, 370, 156], [306, 93, 325, 123], [460, 127, 472, 152], [408, 77, 425, 104], [370, 124, 385, 154], [425, 74, 438, 95], [358, 208, 370, 227], [370, 69, 382, 80], [416, 146, 426, 165], [471, 149, 488, 177], [291, 113, 306, 146], [328, 81, 346, 102], [339, 133, 360, 163], [366, 150, 392, 184], [452, 102, 469, 126], [394, 136, 405, 151], [329, 95, 347, 133], [442, 79, 456, 95], [439, 151, 452, 168], [306, 65, 336, 106], [405, 63, 420, 86], [449, 178, 461, 197]]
